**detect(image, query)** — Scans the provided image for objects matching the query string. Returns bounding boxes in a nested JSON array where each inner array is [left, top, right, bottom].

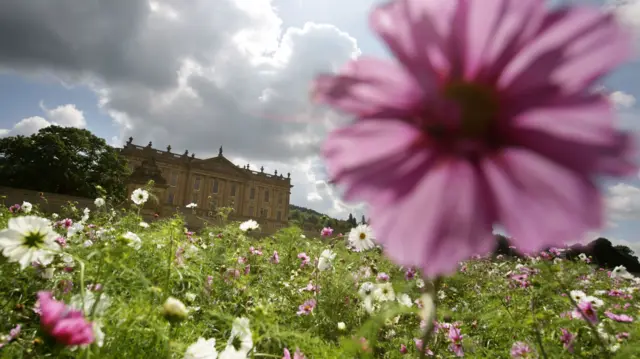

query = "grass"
[[0, 197, 639, 359]]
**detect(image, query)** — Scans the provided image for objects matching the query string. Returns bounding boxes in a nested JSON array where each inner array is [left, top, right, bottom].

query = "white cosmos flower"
[[94, 198, 105, 207], [416, 279, 425, 289], [0, 216, 59, 269], [71, 290, 111, 317], [122, 231, 142, 250], [358, 282, 375, 300], [131, 188, 149, 205], [220, 317, 253, 358], [239, 220, 259, 232], [139, 222, 150, 228], [583, 295, 604, 307], [611, 265, 635, 280], [21, 201, 33, 213], [186, 203, 198, 209], [184, 337, 218, 359], [348, 224, 375, 252], [373, 282, 396, 302], [317, 249, 336, 271], [67, 223, 84, 238], [397, 293, 413, 307], [570, 290, 586, 303], [51, 213, 59, 219], [81, 208, 90, 222]]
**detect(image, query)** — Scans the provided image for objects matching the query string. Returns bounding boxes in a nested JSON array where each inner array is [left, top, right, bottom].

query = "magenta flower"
[[604, 311, 634, 322], [320, 227, 334, 237], [298, 253, 310, 267], [510, 342, 533, 358], [37, 291, 94, 346], [573, 300, 598, 324], [272, 250, 280, 264], [560, 328, 575, 353], [447, 326, 464, 357], [312, 0, 635, 276], [296, 299, 316, 316], [283, 347, 306, 359]]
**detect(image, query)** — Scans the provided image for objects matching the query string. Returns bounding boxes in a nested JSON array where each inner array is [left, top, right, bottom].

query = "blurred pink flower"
[[37, 291, 94, 346], [320, 227, 334, 237], [283, 347, 306, 359], [312, 0, 635, 276]]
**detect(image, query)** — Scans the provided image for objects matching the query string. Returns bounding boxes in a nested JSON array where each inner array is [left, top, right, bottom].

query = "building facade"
[[120, 138, 292, 232]]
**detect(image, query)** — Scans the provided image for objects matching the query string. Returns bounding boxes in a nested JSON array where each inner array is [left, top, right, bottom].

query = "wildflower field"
[[0, 193, 639, 359]]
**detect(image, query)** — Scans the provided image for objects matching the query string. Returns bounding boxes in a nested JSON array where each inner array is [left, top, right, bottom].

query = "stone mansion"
[[120, 138, 292, 232]]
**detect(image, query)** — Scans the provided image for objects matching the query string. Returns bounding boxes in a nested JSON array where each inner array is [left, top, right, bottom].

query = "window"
[[230, 183, 237, 196], [264, 190, 270, 202], [249, 187, 255, 200], [278, 193, 283, 204], [193, 176, 201, 190], [170, 172, 178, 186], [277, 211, 282, 221], [211, 179, 218, 193], [261, 208, 269, 218], [167, 190, 175, 205]]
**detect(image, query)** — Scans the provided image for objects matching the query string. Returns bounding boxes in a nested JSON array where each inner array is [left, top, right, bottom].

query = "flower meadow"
[[0, 191, 639, 359]]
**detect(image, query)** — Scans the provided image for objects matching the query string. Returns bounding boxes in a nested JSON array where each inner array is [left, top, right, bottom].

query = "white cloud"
[[610, 90, 636, 108], [40, 102, 87, 128], [607, 0, 640, 34], [0, 103, 87, 138], [605, 183, 640, 221]]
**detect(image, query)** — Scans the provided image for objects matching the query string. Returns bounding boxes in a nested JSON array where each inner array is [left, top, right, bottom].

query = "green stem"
[[166, 228, 174, 294]]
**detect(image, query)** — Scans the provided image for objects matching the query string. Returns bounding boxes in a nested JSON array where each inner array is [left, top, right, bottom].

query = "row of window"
[[165, 189, 284, 220]]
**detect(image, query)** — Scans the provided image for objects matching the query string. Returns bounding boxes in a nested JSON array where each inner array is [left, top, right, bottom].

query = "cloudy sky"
[[0, 0, 639, 252]]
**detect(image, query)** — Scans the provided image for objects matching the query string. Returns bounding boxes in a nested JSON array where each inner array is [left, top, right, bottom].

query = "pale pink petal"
[[510, 94, 637, 175], [312, 57, 423, 118], [371, 158, 496, 276], [369, 0, 456, 82], [322, 120, 434, 206], [483, 149, 603, 253], [459, 0, 547, 80], [499, 7, 632, 96]]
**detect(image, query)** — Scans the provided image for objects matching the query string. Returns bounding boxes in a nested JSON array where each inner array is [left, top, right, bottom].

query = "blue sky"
[[0, 0, 639, 251]]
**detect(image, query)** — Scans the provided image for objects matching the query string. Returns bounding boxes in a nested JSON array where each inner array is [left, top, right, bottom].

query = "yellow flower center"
[[442, 82, 499, 140], [359, 232, 366, 240], [23, 231, 46, 248]]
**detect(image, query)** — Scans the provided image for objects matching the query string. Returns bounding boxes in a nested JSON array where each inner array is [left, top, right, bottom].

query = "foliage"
[[288, 204, 362, 234], [0, 126, 130, 202], [0, 196, 639, 359]]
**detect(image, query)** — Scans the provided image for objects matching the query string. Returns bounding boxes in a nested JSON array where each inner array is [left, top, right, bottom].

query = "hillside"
[[288, 204, 363, 234]]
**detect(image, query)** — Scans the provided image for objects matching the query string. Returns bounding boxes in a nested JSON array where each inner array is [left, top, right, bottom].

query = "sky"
[[0, 0, 639, 253]]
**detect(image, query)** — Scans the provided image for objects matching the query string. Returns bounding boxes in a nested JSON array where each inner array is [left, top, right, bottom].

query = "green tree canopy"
[[0, 126, 129, 201]]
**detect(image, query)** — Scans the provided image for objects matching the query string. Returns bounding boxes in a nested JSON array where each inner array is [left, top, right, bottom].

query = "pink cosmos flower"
[[37, 291, 94, 346], [447, 326, 464, 357], [312, 0, 635, 276], [272, 250, 280, 264], [283, 347, 306, 359], [296, 299, 316, 316], [560, 328, 575, 353], [573, 300, 598, 324], [604, 311, 634, 322], [298, 253, 310, 267], [510, 342, 533, 358], [320, 227, 334, 237]]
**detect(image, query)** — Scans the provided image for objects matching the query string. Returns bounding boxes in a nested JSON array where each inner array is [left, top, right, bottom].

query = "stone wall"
[[0, 186, 287, 235], [0, 186, 95, 214]]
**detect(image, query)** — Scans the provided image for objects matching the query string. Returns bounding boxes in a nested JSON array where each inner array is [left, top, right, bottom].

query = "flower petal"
[[483, 148, 603, 253], [371, 158, 496, 276], [312, 57, 424, 119], [457, 0, 547, 80], [370, 0, 454, 80], [322, 119, 433, 205], [510, 94, 637, 176], [499, 6, 632, 97]]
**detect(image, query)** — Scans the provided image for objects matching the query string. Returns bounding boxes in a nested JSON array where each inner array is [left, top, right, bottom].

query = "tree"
[[0, 126, 130, 201], [615, 245, 637, 258], [361, 215, 366, 225]]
